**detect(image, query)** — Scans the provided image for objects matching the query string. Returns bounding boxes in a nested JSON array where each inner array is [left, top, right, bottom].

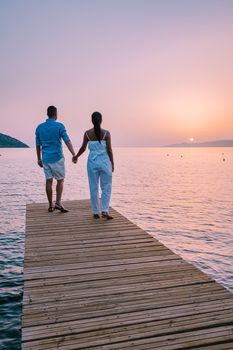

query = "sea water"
[[0, 147, 233, 349]]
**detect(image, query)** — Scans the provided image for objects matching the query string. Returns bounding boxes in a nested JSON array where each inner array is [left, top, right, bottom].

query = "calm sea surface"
[[0, 147, 233, 349]]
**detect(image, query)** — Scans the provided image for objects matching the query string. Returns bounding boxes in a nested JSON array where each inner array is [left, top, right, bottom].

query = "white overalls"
[[86, 132, 112, 214]]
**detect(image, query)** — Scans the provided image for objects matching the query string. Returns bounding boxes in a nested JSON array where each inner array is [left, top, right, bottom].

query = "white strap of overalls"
[[86, 131, 107, 140]]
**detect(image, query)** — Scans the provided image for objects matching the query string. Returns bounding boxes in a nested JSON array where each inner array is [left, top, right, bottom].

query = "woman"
[[73, 112, 114, 219]]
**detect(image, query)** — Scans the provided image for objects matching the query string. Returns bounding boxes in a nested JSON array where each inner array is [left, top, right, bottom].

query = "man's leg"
[[46, 178, 53, 207], [56, 179, 64, 206], [55, 179, 68, 212]]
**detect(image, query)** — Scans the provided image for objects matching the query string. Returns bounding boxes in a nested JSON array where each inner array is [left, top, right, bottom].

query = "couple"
[[35, 105, 114, 219]]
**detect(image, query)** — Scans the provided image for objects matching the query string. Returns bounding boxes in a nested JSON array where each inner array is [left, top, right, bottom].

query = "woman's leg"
[[88, 166, 100, 214], [100, 167, 112, 213]]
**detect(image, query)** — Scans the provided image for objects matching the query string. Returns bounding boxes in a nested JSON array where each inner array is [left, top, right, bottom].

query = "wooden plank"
[[22, 200, 233, 349], [22, 312, 233, 349], [23, 265, 203, 288], [22, 291, 231, 327]]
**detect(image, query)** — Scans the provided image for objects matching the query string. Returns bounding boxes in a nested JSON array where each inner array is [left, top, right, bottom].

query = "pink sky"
[[1, 0, 233, 146]]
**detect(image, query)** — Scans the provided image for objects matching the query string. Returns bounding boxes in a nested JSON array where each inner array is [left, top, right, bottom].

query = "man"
[[36, 105, 76, 212]]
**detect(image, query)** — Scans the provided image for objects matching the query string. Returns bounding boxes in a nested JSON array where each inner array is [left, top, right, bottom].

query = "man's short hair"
[[47, 106, 57, 118]]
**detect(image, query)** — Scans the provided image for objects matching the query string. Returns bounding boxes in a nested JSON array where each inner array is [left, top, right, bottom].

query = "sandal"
[[93, 214, 100, 219], [48, 206, 54, 212], [102, 212, 113, 220], [55, 204, 69, 213]]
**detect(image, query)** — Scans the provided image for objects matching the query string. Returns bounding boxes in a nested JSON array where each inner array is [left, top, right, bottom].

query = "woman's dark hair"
[[92, 111, 102, 143]]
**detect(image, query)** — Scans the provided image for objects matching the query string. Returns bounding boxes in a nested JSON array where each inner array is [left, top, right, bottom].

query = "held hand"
[[72, 155, 78, 164], [37, 160, 43, 168]]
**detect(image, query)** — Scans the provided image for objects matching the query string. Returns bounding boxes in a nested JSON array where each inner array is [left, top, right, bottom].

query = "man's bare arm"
[[36, 146, 43, 167], [65, 140, 76, 156]]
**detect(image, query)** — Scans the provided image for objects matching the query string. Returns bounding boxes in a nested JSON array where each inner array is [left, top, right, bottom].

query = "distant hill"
[[0, 133, 29, 148], [164, 140, 233, 148]]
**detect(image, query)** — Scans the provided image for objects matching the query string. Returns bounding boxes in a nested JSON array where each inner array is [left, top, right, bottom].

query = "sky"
[[1, 0, 233, 147]]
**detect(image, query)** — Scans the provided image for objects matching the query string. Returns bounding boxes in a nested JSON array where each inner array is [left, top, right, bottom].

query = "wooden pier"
[[22, 200, 233, 349]]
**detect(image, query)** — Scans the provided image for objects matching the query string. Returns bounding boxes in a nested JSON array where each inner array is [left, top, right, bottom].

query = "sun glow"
[[153, 88, 232, 143]]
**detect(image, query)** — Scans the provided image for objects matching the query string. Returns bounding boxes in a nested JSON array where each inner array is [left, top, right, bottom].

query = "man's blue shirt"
[[35, 118, 70, 163]]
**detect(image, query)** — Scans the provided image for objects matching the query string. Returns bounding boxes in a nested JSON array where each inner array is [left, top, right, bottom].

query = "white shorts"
[[43, 158, 65, 180]]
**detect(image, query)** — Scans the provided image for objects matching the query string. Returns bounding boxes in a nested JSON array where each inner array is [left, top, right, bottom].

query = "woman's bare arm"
[[72, 133, 88, 163], [106, 131, 114, 172]]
